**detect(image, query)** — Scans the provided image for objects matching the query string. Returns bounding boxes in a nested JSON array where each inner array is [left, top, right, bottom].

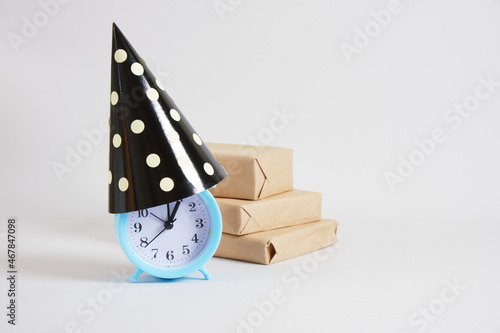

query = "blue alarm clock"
[[108, 24, 227, 283], [114, 190, 222, 282]]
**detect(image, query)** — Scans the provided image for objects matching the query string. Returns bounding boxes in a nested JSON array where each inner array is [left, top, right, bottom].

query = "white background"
[[1, 0, 499, 332]]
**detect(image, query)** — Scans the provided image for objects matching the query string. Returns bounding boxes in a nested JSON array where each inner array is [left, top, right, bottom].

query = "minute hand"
[[146, 201, 182, 248], [168, 201, 182, 222]]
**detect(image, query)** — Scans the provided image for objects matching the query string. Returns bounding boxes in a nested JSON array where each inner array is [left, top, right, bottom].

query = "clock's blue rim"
[[114, 190, 222, 280]]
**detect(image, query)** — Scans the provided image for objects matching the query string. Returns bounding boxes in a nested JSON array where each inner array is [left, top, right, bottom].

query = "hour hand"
[[168, 201, 182, 223]]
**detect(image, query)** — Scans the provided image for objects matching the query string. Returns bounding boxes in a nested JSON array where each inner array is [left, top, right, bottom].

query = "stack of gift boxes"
[[207, 143, 339, 264]]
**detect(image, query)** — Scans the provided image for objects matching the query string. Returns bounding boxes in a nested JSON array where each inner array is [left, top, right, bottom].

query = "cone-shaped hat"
[[108, 23, 227, 213]]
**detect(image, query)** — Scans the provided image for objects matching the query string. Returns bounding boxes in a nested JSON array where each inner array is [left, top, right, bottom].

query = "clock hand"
[[168, 200, 182, 223], [145, 201, 181, 247], [146, 226, 168, 247], [150, 212, 166, 223]]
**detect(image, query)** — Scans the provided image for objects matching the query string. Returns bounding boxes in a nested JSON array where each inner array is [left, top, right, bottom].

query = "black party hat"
[[108, 23, 227, 213]]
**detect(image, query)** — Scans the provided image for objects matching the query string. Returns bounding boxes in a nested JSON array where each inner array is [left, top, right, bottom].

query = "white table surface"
[[2, 217, 499, 333]]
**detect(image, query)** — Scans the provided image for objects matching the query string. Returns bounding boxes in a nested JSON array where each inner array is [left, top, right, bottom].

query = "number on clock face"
[[126, 194, 211, 268]]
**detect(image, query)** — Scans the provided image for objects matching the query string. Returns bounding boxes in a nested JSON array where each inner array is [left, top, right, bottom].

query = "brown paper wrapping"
[[216, 189, 322, 235], [206, 143, 293, 200], [215, 219, 339, 264]]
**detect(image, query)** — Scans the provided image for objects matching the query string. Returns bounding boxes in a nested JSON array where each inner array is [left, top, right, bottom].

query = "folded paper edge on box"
[[255, 158, 269, 199], [206, 143, 293, 200], [215, 219, 339, 265], [239, 207, 263, 234], [267, 220, 338, 264], [235, 190, 323, 235], [256, 147, 293, 199], [265, 239, 277, 263]]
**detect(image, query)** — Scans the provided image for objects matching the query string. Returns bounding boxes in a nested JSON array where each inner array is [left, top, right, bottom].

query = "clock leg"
[[199, 266, 211, 280], [130, 268, 143, 283]]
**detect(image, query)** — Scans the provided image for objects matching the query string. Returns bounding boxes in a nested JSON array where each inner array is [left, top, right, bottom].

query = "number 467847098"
[[7, 218, 16, 270]]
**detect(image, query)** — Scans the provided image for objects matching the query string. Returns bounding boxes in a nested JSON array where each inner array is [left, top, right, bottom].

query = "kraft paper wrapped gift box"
[[216, 189, 322, 235], [215, 219, 339, 265], [206, 143, 293, 200]]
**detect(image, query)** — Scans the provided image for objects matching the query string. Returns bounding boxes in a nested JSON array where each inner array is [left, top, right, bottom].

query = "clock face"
[[126, 194, 211, 268]]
